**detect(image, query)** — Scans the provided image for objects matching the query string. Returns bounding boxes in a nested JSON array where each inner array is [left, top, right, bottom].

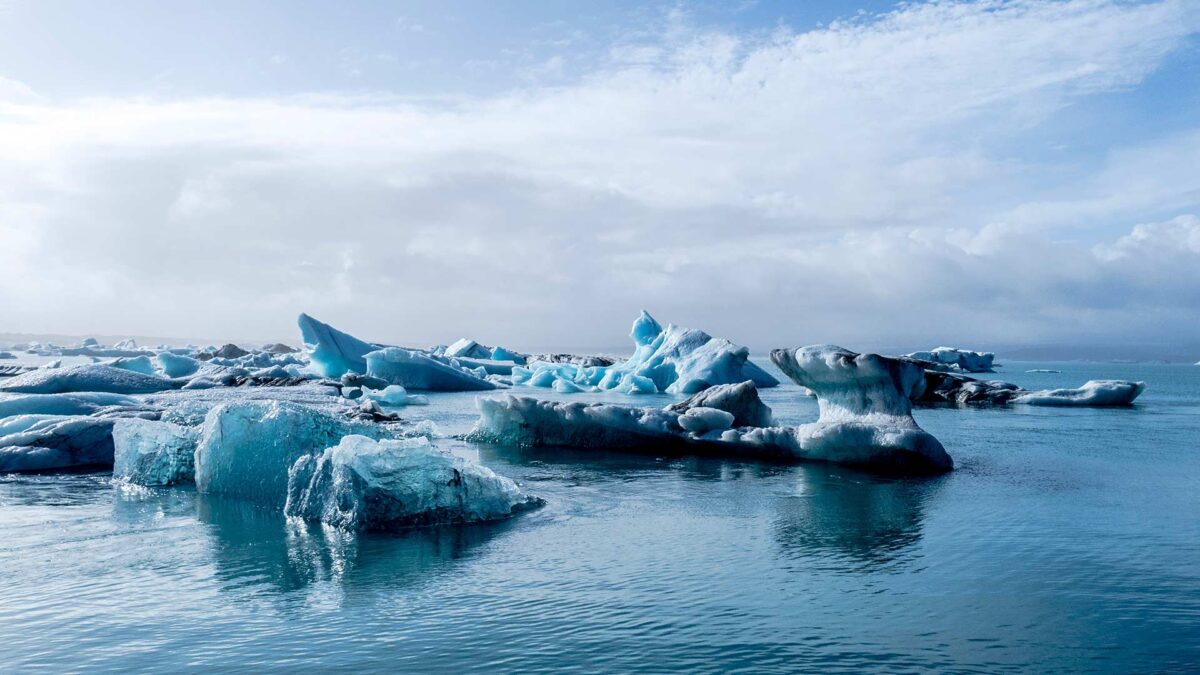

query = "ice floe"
[[0, 416, 117, 472], [285, 435, 540, 531], [1012, 380, 1145, 406]]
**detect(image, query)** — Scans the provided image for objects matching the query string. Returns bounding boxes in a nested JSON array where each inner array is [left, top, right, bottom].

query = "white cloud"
[[0, 0, 1198, 352]]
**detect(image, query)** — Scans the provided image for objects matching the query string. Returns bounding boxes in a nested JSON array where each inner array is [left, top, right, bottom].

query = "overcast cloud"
[[1, 0, 1198, 354]]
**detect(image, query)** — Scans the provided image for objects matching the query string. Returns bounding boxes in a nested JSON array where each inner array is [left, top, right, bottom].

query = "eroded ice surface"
[[770, 345, 951, 472], [285, 434, 540, 531], [0, 392, 137, 418], [1012, 380, 1146, 406], [512, 311, 778, 395]]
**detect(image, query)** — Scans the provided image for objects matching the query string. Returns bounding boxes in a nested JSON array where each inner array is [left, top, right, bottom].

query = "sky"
[[1, 0, 1199, 356]]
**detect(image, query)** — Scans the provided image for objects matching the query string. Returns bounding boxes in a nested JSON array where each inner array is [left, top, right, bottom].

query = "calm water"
[[1, 361, 1198, 672]]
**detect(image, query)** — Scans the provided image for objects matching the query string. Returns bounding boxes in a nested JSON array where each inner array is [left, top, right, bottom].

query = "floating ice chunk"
[[181, 377, 220, 390], [770, 346, 952, 472], [444, 338, 492, 360], [516, 311, 778, 395], [905, 347, 995, 373], [297, 313, 379, 378], [109, 355, 157, 376], [41, 360, 62, 369], [915, 370, 1022, 405], [365, 348, 496, 391], [0, 392, 137, 419], [114, 338, 138, 350], [490, 346, 526, 364], [0, 351, 15, 359], [0, 416, 115, 472], [194, 400, 381, 508], [1026, 369, 1061, 373], [285, 435, 540, 531], [665, 381, 775, 427], [158, 352, 201, 378], [677, 407, 735, 434], [0, 364, 176, 395], [1012, 380, 1145, 406], [112, 418, 198, 486], [362, 384, 430, 407], [81, 338, 100, 348]]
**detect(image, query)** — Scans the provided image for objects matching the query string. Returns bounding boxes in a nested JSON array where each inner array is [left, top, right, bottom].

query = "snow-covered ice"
[[1012, 380, 1145, 406], [112, 418, 198, 486], [285, 435, 540, 531]]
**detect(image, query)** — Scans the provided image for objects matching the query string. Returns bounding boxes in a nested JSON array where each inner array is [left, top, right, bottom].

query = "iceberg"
[[0, 392, 137, 419], [469, 381, 802, 462], [111, 418, 198, 486], [905, 347, 995, 373], [769, 346, 952, 472], [365, 348, 497, 391], [285, 435, 540, 531], [157, 352, 201, 378], [1012, 380, 1145, 406], [194, 400, 382, 508], [109, 355, 157, 376], [0, 364, 177, 395], [514, 311, 779, 395], [0, 351, 15, 359], [297, 313, 380, 378], [0, 416, 116, 472], [362, 384, 430, 407]]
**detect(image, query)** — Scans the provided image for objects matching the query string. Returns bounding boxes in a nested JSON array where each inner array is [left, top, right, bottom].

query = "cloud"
[[0, 0, 1198, 353]]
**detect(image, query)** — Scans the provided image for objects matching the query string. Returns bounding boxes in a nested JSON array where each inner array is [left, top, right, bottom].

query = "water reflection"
[[773, 465, 945, 573], [189, 494, 514, 598]]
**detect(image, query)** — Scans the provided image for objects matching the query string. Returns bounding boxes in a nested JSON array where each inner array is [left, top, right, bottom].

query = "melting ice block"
[[514, 311, 779, 395], [0, 364, 176, 395], [194, 400, 382, 508], [1012, 380, 1145, 406], [298, 313, 379, 378], [112, 418, 198, 486], [285, 435, 540, 531], [770, 346, 951, 472], [365, 348, 496, 391]]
